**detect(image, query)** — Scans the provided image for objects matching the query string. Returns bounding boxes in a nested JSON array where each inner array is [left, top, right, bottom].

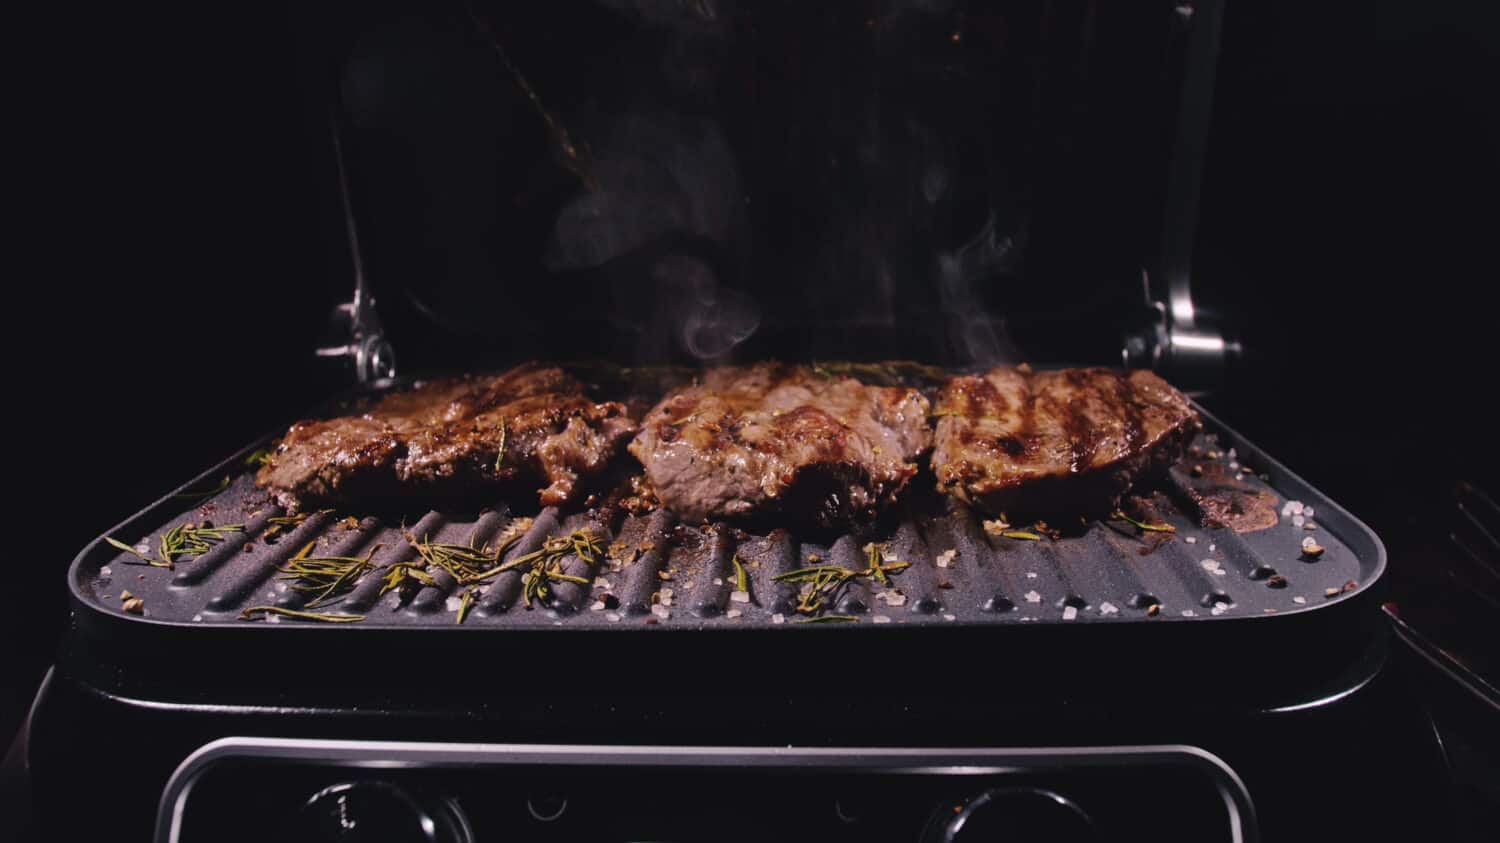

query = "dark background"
[[6, 0, 1497, 781]]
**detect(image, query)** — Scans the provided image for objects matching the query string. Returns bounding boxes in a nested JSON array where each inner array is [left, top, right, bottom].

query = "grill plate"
[[72, 401, 1382, 634]]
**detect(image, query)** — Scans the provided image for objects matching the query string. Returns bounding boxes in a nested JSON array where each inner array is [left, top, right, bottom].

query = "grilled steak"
[[258, 364, 637, 512], [629, 363, 932, 528], [933, 367, 1199, 517]]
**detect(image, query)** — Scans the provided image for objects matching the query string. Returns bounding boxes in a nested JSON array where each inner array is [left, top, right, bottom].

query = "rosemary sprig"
[[406, 529, 524, 584], [378, 562, 437, 597], [495, 531, 604, 609], [732, 555, 749, 592], [244, 448, 275, 469], [239, 605, 365, 623], [278, 542, 381, 609], [1111, 511, 1177, 533], [403, 520, 572, 596], [456, 588, 479, 625], [153, 522, 244, 568], [772, 553, 911, 616], [263, 509, 331, 541], [493, 419, 507, 472]]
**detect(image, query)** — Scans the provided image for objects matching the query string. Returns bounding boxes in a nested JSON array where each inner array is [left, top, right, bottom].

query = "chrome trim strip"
[[156, 738, 1257, 842]]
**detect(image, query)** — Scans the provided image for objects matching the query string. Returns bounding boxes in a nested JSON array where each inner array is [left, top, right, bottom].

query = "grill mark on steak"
[[257, 363, 637, 513], [628, 363, 932, 530], [933, 367, 1200, 517]]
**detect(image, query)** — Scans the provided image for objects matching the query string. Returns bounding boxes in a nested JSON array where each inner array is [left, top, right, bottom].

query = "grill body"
[[26, 377, 1450, 842]]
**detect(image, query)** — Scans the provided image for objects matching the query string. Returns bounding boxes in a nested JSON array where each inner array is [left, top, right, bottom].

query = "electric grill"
[[22, 2, 1459, 841]]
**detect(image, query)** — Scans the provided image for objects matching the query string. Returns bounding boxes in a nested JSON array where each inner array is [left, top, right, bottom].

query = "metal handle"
[[315, 110, 396, 385]]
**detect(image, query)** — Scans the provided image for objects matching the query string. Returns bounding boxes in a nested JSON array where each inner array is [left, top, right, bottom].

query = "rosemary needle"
[[457, 588, 479, 625], [104, 536, 158, 566], [732, 555, 749, 592], [1111, 511, 1177, 533], [791, 614, 859, 624], [239, 606, 365, 623]]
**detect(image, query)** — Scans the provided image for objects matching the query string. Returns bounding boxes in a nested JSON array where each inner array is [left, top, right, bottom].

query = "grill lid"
[[303, 1, 1227, 376]]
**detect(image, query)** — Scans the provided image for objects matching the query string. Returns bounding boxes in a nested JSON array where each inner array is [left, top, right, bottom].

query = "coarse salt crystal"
[[1200, 559, 1220, 571], [1292, 596, 1307, 605], [1023, 590, 1042, 603], [589, 600, 606, 612], [1211, 604, 1227, 615], [936, 549, 956, 568], [1099, 602, 1119, 615], [1208, 543, 1216, 552], [651, 604, 671, 619], [1062, 606, 1078, 621], [100, 566, 112, 577], [726, 608, 743, 619], [1181, 609, 1196, 617], [1229, 461, 1240, 471], [266, 614, 281, 624], [1302, 506, 1314, 518], [1288, 501, 1304, 515], [1212, 568, 1227, 576], [605, 612, 622, 622], [943, 613, 957, 622], [771, 613, 786, 624], [730, 591, 751, 604], [712, 577, 723, 586], [1184, 537, 1197, 544], [445, 596, 461, 612], [267, 591, 276, 600], [1293, 515, 1305, 527], [1302, 536, 1318, 548], [1026, 572, 1038, 579], [595, 578, 612, 590], [885, 591, 907, 607], [1227, 448, 1237, 460], [872, 614, 892, 624], [192, 613, 203, 622], [135, 542, 150, 554]]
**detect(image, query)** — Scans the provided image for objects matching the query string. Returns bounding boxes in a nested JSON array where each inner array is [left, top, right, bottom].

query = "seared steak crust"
[[933, 367, 1199, 517], [628, 363, 932, 528], [258, 364, 637, 512]]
